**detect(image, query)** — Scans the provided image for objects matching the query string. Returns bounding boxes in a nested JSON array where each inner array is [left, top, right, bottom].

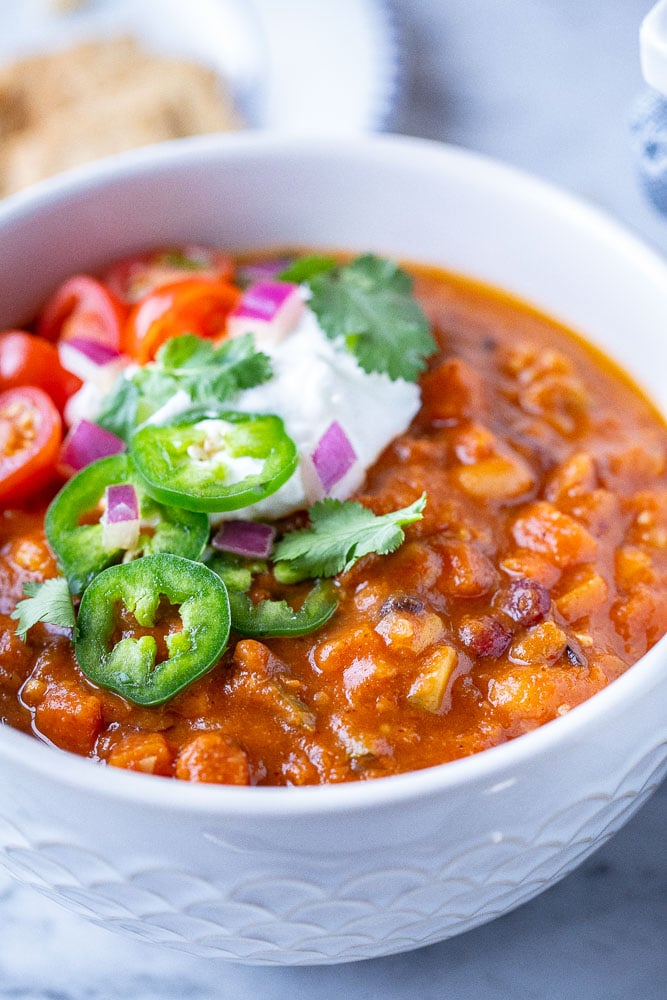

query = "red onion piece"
[[227, 281, 303, 345], [102, 483, 140, 551], [58, 338, 128, 388], [59, 419, 126, 477], [104, 483, 139, 523], [311, 421, 358, 494], [212, 520, 275, 559], [64, 337, 121, 365], [237, 259, 293, 285]]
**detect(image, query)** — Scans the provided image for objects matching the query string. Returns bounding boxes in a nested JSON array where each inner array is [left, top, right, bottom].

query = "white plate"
[[0, 0, 398, 133]]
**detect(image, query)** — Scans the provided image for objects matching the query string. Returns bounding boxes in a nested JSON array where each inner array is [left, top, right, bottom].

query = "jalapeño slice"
[[45, 453, 209, 594], [228, 580, 339, 638], [129, 408, 297, 513], [75, 553, 230, 706]]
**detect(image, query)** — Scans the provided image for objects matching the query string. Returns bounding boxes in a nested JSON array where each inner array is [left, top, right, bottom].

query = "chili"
[[1, 254, 666, 785]]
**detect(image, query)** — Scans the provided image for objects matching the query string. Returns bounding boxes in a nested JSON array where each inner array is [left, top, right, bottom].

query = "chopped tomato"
[[104, 246, 235, 304], [37, 276, 127, 350], [0, 387, 61, 503], [123, 278, 241, 363], [0, 331, 82, 414]]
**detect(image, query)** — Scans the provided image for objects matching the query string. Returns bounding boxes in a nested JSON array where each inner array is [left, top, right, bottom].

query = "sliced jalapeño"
[[228, 579, 339, 638], [75, 553, 230, 706], [129, 408, 297, 513]]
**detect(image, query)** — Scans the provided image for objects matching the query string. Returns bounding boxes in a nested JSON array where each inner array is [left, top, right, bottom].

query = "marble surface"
[[1, 1, 666, 997]]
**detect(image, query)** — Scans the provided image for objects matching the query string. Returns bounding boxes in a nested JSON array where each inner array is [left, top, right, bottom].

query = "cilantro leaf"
[[160, 333, 272, 399], [279, 255, 336, 283], [304, 254, 436, 382], [272, 493, 427, 583], [96, 333, 272, 441], [96, 375, 141, 440], [11, 577, 76, 642]]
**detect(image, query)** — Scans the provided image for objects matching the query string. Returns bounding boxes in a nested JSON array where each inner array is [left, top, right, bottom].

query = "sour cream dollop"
[[225, 307, 421, 520]]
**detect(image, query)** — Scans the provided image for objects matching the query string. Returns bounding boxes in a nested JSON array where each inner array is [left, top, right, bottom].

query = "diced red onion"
[[227, 281, 304, 346], [105, 483, 139, 522], [236, 281, 299, 321], [299, 451, 328, 505], [59, 419, 126, 477], [102, 483, 140, 551], [212, 520, 276, 559], [65, 337, 121, 365], [311, 421, 358, 493], [59, 338, 128, 387], [237, 258, 293, 285]]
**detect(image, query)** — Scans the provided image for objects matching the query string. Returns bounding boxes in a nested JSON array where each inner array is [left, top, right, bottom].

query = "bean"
[[380, 594, 425, 616], [459, 615, 512, 658], [565, 643, 587, 667], [502, 577, 550, 627]]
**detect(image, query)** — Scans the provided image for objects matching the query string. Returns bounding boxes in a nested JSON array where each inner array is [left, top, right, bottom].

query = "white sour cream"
[[224, 308, 421, 520]]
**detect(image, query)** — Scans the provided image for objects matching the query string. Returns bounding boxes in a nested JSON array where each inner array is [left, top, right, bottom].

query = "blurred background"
[[0, 1, 665, 999], [1, 0, 665, 249]]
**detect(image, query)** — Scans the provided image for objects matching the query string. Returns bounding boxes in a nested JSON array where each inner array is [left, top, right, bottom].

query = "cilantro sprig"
[[279, 255, 337, 283], [97, 333, 272, 440], [273, 493, 427, 583], [293, 254, 436, 383], [11, 577, 76, 642]]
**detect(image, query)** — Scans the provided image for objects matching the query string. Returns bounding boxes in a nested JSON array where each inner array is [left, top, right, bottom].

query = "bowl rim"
[[1, 130, 666, 816]]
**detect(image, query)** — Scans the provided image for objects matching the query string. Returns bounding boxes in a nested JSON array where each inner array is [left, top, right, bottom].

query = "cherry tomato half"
[[0, 331, 82, 414], [37, 276, 127, 350], [104, 246, 235, 305], [0, 387, 62, 504], [123, 278, 241, 364]]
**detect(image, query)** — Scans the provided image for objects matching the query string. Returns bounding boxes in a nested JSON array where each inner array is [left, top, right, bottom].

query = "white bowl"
[[0, 134, 666, 966]]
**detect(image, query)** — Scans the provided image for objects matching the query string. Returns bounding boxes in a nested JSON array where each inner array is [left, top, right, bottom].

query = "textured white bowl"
[[0, 135, 666, 965]]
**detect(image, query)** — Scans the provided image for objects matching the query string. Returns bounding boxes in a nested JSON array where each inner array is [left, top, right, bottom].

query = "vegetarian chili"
[[1, 250, 666, 785]]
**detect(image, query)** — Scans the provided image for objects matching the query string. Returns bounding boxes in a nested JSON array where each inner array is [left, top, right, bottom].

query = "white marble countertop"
[[1, 1, 666, 997]]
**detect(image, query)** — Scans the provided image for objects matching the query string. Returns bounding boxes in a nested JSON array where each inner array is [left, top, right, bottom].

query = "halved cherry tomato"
[[0, 331, 82, 414], [0, 387, 62, 503], [37, 276, 127, 350], [123, 278, 241, 364], [104, 246, 235, 304]]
